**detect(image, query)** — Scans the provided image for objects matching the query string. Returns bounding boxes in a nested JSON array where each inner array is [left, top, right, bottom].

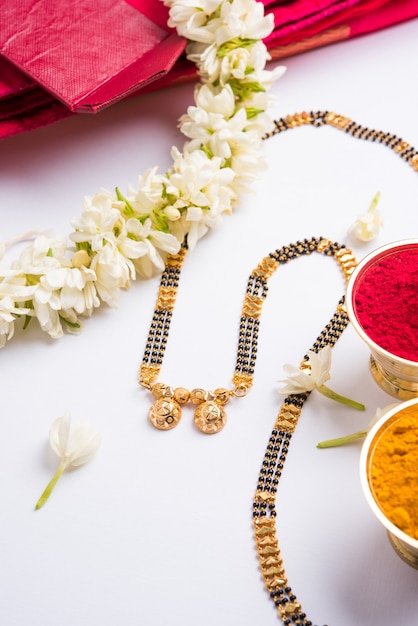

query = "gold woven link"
[[242, 294, 264, 318], [254, 518, 287, 591], [166, 247, 187, 269], [323, 111, 352, 130], [139, 364, 160, 387], [283, 111, 314, 128], [334, 247, 358, 284], [274, 403, 301, 433], [156, 285, 177, 311], [253, 255, 280, 278]]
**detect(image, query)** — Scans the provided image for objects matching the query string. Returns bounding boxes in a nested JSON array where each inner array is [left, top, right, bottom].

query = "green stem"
[[318, 384, 365, 411], [35, 461, 66, 510], [317, 430, 368, 449], [369, 191, 380, 213]]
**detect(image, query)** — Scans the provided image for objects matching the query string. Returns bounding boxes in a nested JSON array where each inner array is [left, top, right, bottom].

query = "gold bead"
[[173, 387, 190, 404], [213, 388, 230, 405], [394, 140, 409, 153], [151, 383, 174, 399], [190, 388, 208, 404], [410, 154, 418, 171]]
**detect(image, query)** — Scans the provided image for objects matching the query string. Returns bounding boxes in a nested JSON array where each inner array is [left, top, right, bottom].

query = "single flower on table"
[[278, 345, 365, 410], [35, 412, 101, 510]]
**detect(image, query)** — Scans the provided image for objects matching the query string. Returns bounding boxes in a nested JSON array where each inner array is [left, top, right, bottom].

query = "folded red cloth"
[[263, 0, 418, 57], [1, 0, 417, 139], [1, 0, 184, 112]]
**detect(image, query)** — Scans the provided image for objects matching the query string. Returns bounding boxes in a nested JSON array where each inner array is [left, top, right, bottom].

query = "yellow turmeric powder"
[[369, 406, 418, 540]]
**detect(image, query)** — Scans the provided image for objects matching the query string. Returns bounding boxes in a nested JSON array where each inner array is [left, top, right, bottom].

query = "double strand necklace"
[[138, 237, 357, 436]]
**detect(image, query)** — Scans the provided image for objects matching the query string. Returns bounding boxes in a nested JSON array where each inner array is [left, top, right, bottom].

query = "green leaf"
[[217, 38, 257, 57], [115, 187, 135, 217], [59, 315, 81, 330]]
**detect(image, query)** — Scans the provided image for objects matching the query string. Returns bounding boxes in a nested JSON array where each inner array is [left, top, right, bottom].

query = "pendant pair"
[[148, 383, 230, 434]]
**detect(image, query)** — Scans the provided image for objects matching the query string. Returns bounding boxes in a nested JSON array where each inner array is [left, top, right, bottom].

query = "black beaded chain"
[[254, 112, 418, 625], [138, 237, 356, 434], [140, 243, 187, 380], [138, 111, 418, 613], [264, 110, 418, 173], [253, 296, 349, 626]]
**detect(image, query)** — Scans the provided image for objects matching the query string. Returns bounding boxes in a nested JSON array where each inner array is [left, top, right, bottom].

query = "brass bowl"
[[346, 239, 418, 399], [360, 398, 418, 568]]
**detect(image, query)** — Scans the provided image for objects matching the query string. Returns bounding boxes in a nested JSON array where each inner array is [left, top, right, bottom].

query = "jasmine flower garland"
[[0, 0, 284, 347]]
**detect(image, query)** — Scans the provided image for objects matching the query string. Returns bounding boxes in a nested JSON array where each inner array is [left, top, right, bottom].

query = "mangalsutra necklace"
[[138, 111, 418, 625], [138, 236, 357, 435], [138, 109, 418, 436]]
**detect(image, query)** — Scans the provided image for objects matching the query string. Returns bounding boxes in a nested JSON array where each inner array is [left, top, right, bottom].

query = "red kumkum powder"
[[353, 247, 418, 362]]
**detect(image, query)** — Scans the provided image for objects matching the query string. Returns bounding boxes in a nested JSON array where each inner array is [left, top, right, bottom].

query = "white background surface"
[[1, 16, 418, 626]]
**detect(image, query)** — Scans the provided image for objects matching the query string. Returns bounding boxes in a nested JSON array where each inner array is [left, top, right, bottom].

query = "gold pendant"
[[149, 397, 182, 430], [194, 400, 227, 434]]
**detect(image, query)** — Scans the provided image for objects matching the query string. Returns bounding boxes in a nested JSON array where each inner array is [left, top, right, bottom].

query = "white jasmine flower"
[[10, 234, 68, 275], [3, 235, 73, 338], [190, 41, 263, 84], [0, 296, 31, 347], [227, 132, 267, 195], [279, 347, 332, 394], [0, 230, 51, 263], [166, 1, 223, 43], [35, 412, 101, 510], [349, 192, 383, 242], [32, 297, 63, 339], [168, 147, 235, 247], [90, 243, 135, 306], [164, 207, 182, 221], [40, 266, 99, 316], [70, 191, 124, 251], [170, 146, 235, 209], [172, 204, 218, 250], [216, 0, 274, 45], [129, 218, 181, 278], [279, 346, 365, 410], [317, 403, 399, 449], [165, 1, 221, 27], [195, 83, 236, 117], [125, 167, 167, 216], [183, 107, 249, 160]]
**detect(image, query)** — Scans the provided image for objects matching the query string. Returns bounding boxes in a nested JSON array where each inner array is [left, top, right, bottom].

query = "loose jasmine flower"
[[35, 412, 101, 510], [278, 346, 365, 410], [317, 403, 399, 448], [349, 192, 383, 242]]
